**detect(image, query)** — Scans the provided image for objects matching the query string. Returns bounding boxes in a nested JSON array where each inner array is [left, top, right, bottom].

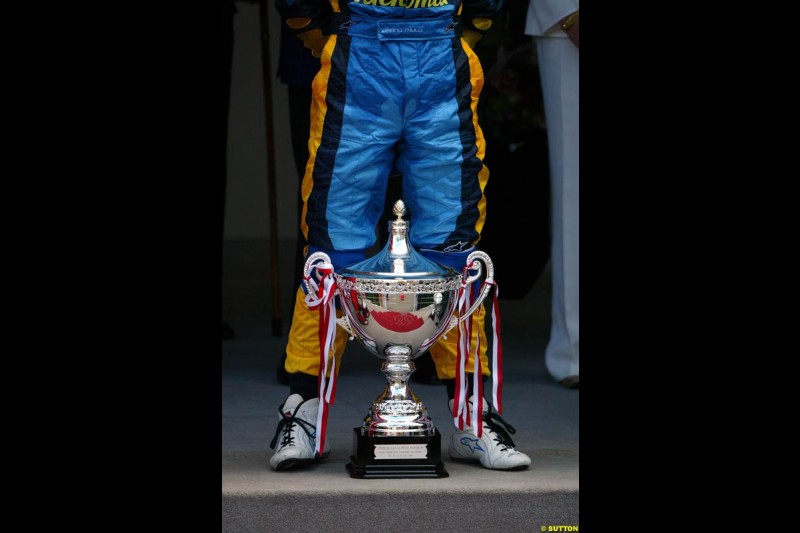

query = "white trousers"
[[537, 36, 579, 381]]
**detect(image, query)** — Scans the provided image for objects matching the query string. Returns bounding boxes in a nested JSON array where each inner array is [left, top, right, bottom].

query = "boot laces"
[[483, 410, 518, 452], [269, 405, 316, 450]]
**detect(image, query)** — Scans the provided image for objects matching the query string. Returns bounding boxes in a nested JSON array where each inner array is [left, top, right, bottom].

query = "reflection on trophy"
[[303, 200, 494, 479]]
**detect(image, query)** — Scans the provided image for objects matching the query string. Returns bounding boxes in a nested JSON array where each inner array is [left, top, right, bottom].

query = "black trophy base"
[[345, 427, 449, 479]]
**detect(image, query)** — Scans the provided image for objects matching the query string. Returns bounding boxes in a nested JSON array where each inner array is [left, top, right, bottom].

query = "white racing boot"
[[269, 394, 330, 471], [448, 397, 531, 471]]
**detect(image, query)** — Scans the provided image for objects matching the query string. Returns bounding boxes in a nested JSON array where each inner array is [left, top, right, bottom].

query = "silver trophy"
[[303, 200, 494, 478]]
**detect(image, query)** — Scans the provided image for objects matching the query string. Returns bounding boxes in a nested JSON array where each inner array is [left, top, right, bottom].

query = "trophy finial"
[[388, 199, 409, 263], [393, 200, 406, 220]]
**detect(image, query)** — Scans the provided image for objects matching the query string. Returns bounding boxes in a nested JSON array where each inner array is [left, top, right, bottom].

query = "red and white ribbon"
[[485, 279, 503, 415], [303, 262, 338, 456], [451, 269, 505, 437], [452, 272, 469, 432], [471, 292, 483, 436]]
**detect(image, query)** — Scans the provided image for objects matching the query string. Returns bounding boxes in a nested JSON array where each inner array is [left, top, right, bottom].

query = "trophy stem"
[[362, 345, 435, 437], [382, 354, 414, 401]]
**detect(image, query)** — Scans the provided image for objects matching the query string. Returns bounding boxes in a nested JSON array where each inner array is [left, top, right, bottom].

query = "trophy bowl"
[[303, 200, 494, 478]]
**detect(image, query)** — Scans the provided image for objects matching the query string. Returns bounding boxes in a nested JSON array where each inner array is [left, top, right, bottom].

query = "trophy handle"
[[302, 251, 355, 336], [302, 251, 333, 292], [456, 250, 495, 325]]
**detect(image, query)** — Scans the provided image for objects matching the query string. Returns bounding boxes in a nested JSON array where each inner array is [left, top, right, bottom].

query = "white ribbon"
[[303, 263, 338, 456]]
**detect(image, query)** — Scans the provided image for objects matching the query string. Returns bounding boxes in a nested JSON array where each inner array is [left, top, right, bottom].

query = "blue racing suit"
[[276, 0, 503, 380]]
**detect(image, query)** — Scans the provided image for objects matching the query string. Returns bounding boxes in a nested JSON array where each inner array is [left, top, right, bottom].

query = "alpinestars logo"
[[459, 436, 485, 453], [338, 19, 357, 31], [445, 20, 459, 33], [443, 241, 469, 252]]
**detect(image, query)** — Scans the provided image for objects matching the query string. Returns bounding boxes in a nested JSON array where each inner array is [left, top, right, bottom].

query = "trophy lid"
[[339, 200, 460, 281]]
